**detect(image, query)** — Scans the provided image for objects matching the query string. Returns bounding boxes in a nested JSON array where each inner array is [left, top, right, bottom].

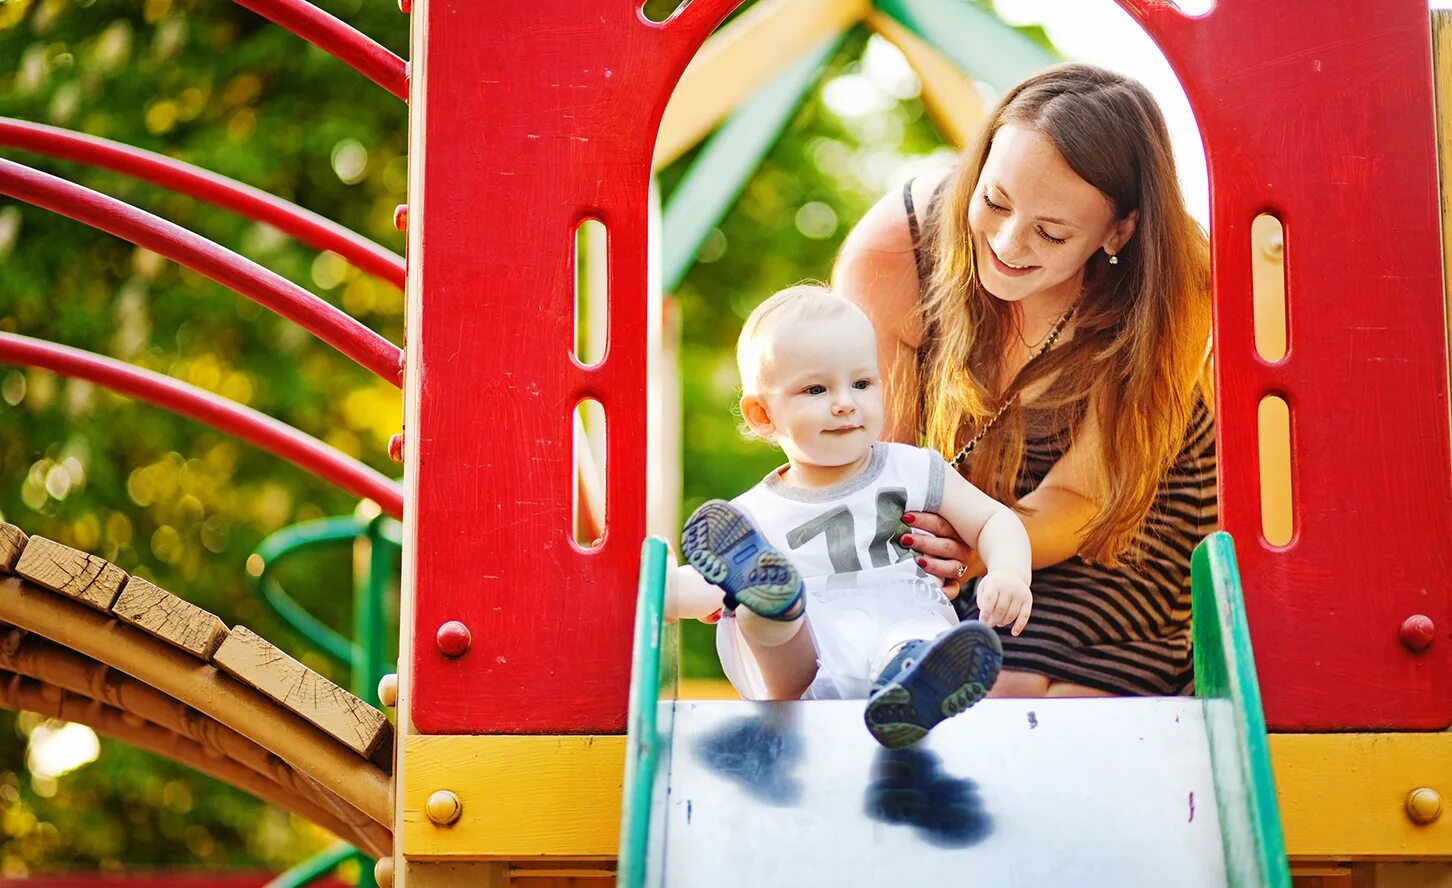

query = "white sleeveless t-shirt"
[[717, 442, 960, 700]]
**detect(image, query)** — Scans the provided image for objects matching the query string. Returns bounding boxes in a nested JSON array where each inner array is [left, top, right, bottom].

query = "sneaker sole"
[[864, 621, 1003, 749], [681, 500, 802, 619]]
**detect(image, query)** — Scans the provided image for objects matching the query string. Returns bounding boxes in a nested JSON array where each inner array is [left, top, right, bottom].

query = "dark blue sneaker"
[[681, 500, 804, 620], [864, 621, 1003, 749]]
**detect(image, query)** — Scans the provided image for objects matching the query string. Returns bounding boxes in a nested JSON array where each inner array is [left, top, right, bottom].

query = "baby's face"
[[754, 311, 884, 470]]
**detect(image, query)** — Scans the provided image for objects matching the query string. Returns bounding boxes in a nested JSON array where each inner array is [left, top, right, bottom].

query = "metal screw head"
[[436, 621, 472, 658], [1399, 614, 1436, 653], [426, 790, 462, 826], [1407, 787, 1442, 824], [377, 673, 399, 707]]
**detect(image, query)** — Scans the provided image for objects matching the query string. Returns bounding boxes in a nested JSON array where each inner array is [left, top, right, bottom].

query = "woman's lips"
[[987, 242, 1038, 278]]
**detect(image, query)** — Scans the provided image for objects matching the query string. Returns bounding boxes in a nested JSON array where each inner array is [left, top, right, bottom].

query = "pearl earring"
[[1108, 252, 1119, 265]]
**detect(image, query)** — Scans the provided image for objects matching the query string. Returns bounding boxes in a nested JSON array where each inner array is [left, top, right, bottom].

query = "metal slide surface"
[[649, 696, 1228, 886]]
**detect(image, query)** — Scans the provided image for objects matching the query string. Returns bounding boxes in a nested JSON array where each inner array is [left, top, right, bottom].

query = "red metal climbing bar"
[[0, 333, 403, 519], [0, 158, 402, 386], [0, 118, 405, 289], [231, 0, 408, 102]]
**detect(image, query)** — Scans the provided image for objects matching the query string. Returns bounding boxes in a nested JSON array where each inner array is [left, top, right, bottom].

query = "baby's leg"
[[736, 610, 818, 699], [667, 564, 727, 623]]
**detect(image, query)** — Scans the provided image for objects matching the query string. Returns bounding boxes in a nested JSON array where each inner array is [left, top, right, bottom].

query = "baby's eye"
[[804, 384, 827, 395], [852, 379, 872, 390]]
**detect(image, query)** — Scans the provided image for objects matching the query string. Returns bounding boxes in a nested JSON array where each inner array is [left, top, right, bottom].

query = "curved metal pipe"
[[0, 118, 405, 289], [0, 158, 402, 385], [0, 333, 403, 519], [231, 0, 408, 102]]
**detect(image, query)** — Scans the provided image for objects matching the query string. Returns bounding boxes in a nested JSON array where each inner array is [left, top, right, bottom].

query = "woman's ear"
[[1107, 208, 1139, 255], [740, 394, 775, 439]]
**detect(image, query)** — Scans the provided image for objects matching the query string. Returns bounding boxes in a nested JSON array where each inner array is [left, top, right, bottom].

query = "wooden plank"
[[654, 0, 869, 169], [1434, 11, 1451, 447], [1271, 733, 1452, 860], [401, 734, 626, 860], [866, 11, 985, 149], [212, 625, 391, 762], [13, 535, 126, 611], [0, 524, 27, 572], [111, 575, 229, 660]]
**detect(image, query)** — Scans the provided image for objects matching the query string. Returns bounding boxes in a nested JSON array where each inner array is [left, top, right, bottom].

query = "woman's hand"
[[900, 511, 985, 600]]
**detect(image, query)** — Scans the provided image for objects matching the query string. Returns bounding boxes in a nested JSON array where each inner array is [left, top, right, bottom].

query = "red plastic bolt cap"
[[398, 0, 410, 14], [436, 621, 471, 658], [393, 204, 408, 232], [1400, 614, 1436, 653], [387, 432, 405, 462]]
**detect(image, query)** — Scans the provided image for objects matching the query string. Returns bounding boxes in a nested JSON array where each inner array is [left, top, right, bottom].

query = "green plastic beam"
[[873, 0, 1056, 92], [1191, 532, 1291, 888], [661, 32, 844, 293]]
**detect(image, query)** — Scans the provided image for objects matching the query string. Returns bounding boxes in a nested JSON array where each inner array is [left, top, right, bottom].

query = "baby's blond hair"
[[736, 283, 863, 394]]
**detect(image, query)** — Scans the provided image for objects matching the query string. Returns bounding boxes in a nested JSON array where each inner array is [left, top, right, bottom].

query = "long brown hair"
[[919, 63, 1210, 566]]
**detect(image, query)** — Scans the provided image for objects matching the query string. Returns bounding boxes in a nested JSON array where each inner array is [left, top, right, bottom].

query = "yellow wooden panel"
[[1271, 733, 1452, 860], [677, 677, 738, 699], [402, 735, 626, 860], [655, 0, 870, 170], [1433, 11, 1451, 449], [865, 12, 986, 149]]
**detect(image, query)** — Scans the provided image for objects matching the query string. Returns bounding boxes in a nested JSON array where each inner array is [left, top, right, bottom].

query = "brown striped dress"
[[905, 181, 1218, 696]]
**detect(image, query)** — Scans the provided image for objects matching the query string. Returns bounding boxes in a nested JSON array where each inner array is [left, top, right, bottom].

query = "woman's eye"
[[804, 385, 826, 395], [1038, 229, 1068, 245], [982, 192, 1008, 213]]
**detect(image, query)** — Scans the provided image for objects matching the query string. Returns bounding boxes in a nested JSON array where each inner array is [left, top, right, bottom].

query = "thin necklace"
[[950, 301, 1079, 468]]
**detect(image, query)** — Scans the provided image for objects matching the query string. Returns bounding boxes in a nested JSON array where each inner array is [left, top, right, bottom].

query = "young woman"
[[834, 62, 1215, 697]]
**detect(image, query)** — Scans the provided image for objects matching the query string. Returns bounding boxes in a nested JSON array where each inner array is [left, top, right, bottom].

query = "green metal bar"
[[872, 0, 1056, 92], [618, 536, 677, 888], [1191, 532, 1290, 888], [263, 840, 355, 888], [660, 33, 843, 292]]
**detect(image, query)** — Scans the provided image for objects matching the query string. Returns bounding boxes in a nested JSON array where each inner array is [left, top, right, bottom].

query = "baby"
[[671, 284, 1032, 748]]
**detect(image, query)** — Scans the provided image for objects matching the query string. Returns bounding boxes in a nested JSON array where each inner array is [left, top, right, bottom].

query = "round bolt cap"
[[374, 856, 395, 887], [387, 432, 405, 462], [436, 620, 472, 657], [1407, 787, 1442, 824], [426, 789, 462, 826], [1400, 614, 1436, 653], [377, 673, 399, 707], [393, 203, 408, 232]]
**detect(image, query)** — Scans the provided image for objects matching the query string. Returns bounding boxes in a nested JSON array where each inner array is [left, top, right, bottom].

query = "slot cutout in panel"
[[1258, 394, 1294, 547], [573, 399, 606, 548], [575, 219, 608, 367], [1252, 213, 1287, 362], [640, 0, 690, 24]]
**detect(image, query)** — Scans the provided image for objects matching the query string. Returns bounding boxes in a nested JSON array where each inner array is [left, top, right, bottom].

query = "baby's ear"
[[739, 394, 775, 439]]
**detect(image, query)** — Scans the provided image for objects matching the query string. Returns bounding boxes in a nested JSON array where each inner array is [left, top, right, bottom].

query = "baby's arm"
[[935, 469, 1034, 634]]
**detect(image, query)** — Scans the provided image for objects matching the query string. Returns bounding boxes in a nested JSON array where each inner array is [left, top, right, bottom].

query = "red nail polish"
[[916, 557, 927, 568], [900, 534, 914, 547], [902, 514, 916, 525]]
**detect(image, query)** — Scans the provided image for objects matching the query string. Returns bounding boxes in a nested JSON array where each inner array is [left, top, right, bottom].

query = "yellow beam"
[[1271, 733, 1451, 860], [1433, 11, 1451, 453], [654, 0, 870, 170], [865, 11, 986, 149], [402, 735, 627, 860]]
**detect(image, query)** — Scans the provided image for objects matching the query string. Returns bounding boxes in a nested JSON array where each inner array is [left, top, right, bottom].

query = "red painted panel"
[[405, 1, 740, 733], [1123, 0, 1451, 729]]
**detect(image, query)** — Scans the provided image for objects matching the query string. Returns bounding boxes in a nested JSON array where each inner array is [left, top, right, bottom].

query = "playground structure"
[[0, 0, 1448, 885]]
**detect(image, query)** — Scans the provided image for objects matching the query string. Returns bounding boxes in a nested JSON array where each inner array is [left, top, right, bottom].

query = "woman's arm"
[[832, 175, 948, 442]]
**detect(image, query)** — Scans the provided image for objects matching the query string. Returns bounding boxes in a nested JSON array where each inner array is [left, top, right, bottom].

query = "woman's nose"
[[991, 219, 1029, 260]]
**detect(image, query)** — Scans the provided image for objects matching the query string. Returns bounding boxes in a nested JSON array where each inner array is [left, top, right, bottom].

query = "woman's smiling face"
[[967, 124, 1132, 307]]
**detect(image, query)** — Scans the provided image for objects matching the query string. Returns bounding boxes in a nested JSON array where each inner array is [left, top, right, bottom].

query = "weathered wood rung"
[[113, 575, 230, 661], [212, 625, 392, 762], [13, 535, 127, 611], [0, 524, 28, 572]]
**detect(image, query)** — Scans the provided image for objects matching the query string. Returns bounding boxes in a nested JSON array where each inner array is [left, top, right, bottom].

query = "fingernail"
[[902, 514, 916, 525], [916, 557, 927, 568], [899, 534, 914, 547]]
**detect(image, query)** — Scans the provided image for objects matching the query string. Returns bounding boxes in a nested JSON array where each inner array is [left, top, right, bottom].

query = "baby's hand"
[[976, 571, 1032, 636]]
